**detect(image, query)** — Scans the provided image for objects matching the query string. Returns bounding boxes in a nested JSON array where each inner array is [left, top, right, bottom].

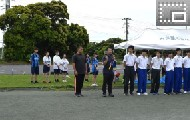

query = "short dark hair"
[[142, 49, 148, 53], [128, 45, 134, 50], [34, 47, 38, 50], [156, 50, 160, 54], [55, 50, 59, 53], [168, 51, 173, 54], [176, 48, 181, 51]]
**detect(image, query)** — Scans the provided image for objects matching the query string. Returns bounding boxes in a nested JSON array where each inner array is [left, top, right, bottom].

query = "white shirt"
[[53, 55, 61, 69], [151, 56, 163, 69], [60, 58, 69, 71], [43, 56, 51, 65], [183, 56, 190, 68], [164, 58, 174, 71], [136, 56, 149, 69], [123, 54, 137, 66], [173, 55, 183, 68]]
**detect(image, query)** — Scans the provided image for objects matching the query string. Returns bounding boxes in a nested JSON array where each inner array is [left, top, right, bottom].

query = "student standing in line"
[[43, 51, 51, 83], [30, 47, 40, 84], [173, 48, 183, 94], [136, 49, 149, 96], [72, 46, 87, 97], [113, 55, 117, 83], [164, 52, 175, 95], [102, 48, 115, 97], [91, 53, 99, 87], [60, 54, 69, 82], [85, 54, 91, 82], [123, 45, 136, 96], [183, 51, 190, 94], [150, 51, 163, 95], [53, 50, 61, 82]]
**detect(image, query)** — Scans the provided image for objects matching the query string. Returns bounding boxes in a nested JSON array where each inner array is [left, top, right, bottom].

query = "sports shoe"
[[108, 94, 114, 97], [91, 84, 96, 87], [95, 84, 98, 87], [35, 81, 39, 83], [137, 93, 141, 96], [62, 80, 67, 82], [143, 93, 148, 96], [184, 91, 188, 94], [102, 93, 106, 97], [124, 93, 128, 96]]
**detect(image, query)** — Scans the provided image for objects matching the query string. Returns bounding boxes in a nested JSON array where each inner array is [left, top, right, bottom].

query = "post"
[[122, 18, 132, 41]]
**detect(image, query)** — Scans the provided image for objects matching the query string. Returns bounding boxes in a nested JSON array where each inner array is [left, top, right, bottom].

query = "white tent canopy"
[[114, 29, 190, 50]]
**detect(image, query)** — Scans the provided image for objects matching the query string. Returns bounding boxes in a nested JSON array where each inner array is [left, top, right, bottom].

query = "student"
[[53, 50, 61, 82], [164, 52, 174, 95], [173, 48, 183, 94], [91, 53, 99, 87], [113, 55, 117, 83], [60, 54, 69, 82], [85, 54, 91, 82], [43, 51, 51, 83], [150, 51, 163, 95], [123, 45, 136, 96], [183, 51, 190, 94], [102, 48, 115, 97], [72, 46, 87, 97], [30, 47, 40, 84], [136, 49, 149, 96]]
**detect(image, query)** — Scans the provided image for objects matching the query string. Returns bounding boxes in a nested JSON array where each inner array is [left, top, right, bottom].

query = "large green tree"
[[0, 0, 89, 61]]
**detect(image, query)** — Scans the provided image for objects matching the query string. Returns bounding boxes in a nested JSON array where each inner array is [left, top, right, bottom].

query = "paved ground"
[[0, 65, 124, 75], [1, 89, 190, 120]]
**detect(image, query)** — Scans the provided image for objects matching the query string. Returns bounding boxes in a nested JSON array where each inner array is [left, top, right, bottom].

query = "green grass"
[[0, 74, 125, 90]]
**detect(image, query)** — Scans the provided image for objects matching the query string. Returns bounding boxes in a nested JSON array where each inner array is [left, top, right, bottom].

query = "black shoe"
[[124, 93, 128, 96], [130, 92, 134, 96], [85, 79, 89, 82], [35, 81, 39, 83], [108, 94, 114, 97], [102, 93, 106, 97], [75, 94, 80, 97], [31, 81, 34, 84], [79, 94, 84, 97], [57, 79, 59, 82]]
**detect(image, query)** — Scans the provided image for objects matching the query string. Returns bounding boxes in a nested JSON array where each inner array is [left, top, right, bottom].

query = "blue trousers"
[[164, 71, 174, 94], [173, 68, 182, 93], [137, 69, 147, 93], [183, 68, 190, 91]]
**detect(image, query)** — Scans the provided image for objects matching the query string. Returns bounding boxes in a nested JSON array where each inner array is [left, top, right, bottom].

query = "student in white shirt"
[[53, 50, 61, 82], [123, 45, 136, 96], [43, 51, 51, 83], [136, 49, 149, 96], [60, 54, 69, 82], [164, 52, 174, 95], [150, 51, 163, 95], [173, 48, 183, 94], [183, 51, 190, 94]]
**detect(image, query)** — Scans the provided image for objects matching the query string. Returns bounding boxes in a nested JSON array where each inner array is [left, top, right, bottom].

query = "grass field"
[[0, 74, 126, 90]]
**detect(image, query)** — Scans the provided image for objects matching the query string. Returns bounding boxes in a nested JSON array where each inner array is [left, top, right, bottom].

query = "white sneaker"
[[66, 75, 71, 79], [143, 93, 148, 95], [137, 93, 141, 96], [164, 93, 166, 95], [95, 84, 98, 87], [91, 84, 95, 87], [62, 80, 67, 82], [184, 91, 187, 94]]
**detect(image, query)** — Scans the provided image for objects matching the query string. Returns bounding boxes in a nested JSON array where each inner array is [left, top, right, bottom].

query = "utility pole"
[[122, 18, 131, 41], [0, 0, 11, 59]]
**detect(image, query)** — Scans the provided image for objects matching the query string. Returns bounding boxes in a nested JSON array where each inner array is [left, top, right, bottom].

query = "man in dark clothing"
[[102, 48, 114, 97], [72, 46, 87, 97]]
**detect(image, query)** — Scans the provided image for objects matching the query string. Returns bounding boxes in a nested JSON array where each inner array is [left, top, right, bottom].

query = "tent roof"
[[114, 29, 190, 50]]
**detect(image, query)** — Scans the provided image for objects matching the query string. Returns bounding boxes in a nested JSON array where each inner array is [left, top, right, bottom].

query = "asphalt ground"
[[0, 89, 190, 120]]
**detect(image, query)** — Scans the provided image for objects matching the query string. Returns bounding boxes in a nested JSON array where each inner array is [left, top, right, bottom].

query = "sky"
[[0, 0, 188, 47]]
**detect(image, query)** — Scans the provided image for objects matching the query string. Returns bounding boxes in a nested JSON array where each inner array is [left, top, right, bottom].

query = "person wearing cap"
[[150, 51, 163, 95], [123, 45, 136, 96], [164, 52, 175, 95], [102, 48, 115, 97], [30, 47, 40, 84], [136, 49, 149, 95], [173, 48, 183, 94], [183, 51, 190, 94]]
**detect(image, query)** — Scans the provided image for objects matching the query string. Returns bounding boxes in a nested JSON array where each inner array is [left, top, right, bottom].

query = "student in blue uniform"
[[91, 53, 99, 87], [164, 52, 174, 95], [30, 47, 40, 84], [85, 54, 91, 82], [183, 51, 190, 94], [136, 49, 149, 96], [173, 48, 183, 94]]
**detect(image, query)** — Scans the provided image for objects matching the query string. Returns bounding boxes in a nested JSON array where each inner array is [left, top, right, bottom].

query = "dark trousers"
[[164, 71, 174, 94], [102, 72, 114, 94], [150, 69, 160, 93], [173, 68, 182, 93], [75, 74, 85, 95], [124, 66, 134, 94]]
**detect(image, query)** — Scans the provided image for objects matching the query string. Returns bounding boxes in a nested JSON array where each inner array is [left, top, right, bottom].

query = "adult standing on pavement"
[[102, 48, 115, 97], [72, 46, 87, 97], [30, 47, 40, 84]]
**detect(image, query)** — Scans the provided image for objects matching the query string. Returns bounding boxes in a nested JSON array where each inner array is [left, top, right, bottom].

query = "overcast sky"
[[0, 0, 188, 47]]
